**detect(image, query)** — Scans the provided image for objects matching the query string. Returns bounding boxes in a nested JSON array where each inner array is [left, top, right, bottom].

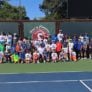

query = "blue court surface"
[[0, 72, 92, 92]]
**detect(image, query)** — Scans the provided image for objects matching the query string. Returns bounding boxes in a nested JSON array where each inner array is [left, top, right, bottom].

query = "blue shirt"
[[73, 41, 83, 50]]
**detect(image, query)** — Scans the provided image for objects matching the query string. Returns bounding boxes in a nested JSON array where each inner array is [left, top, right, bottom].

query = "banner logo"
[[30, 25, 49, 40]]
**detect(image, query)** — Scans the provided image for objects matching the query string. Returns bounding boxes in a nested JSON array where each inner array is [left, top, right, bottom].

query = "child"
[[4, 50, 11, 63], [11, 52, 20, 63], [33, 50, 39, 63], [71, 50, 77, 62], [19, 47, 25, 63], [51, 51, 58, 63], [25, 51, 32, 64], [43, 49, 50, 63], [59, 50, 65, 61]]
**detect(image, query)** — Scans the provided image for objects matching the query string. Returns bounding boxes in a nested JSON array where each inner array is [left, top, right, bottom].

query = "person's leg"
[[76, 50, 79, 60], [79, 50, 81, 59], [81, 48, 83, 58]]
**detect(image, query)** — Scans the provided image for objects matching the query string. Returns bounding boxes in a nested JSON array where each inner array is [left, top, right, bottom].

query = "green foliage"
[[39, 0, 67, 20], [0, 1, 29, 20]]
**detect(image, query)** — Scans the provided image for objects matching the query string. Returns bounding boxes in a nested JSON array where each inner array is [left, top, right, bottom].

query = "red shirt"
[[56, 42, 62, 52]]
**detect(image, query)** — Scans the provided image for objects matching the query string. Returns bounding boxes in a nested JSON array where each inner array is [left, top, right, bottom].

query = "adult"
[[56, 40, 63, 57], [57, 29, 64, 42]]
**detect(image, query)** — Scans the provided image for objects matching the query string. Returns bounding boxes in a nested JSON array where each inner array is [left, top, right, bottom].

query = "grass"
[[0, 59, 92, 73]]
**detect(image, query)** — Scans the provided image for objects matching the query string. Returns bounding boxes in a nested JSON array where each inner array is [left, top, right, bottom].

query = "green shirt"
[[12, 54, 19, 63], [0, 44, 4, 52]]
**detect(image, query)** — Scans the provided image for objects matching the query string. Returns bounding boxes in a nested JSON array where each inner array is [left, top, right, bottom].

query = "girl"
[[33, 50, 39, 63], [59, 50, 65, 61]]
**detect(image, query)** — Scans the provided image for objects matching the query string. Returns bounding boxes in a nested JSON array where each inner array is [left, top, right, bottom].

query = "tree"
[[0, 0, 29, 20], [39, 0, 67, 20]]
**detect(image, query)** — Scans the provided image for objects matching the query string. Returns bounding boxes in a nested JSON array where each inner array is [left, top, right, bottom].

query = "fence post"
[[18, 21, 24, 38], [55, 21, 61, 34]]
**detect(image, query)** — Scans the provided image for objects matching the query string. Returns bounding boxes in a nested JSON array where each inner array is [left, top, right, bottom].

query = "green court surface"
[[0, 59, 92, 73]]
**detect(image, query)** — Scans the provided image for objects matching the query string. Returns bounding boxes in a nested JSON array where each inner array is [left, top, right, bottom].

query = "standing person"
[[45, 42, 51, 61], [0, 43, 4, 52], [13, 33, 18, 45], [67, 39, 74, 61], [15, 43, 21, 55], [6, 33, 13, 46], [79, 34, 84, 43], [4, 50, 11, 63], [0, 51, 4, 63], [57, 29, 64, 42], [56, 40, 63, 58], [87, 38, 92, 59], [19, 47, 25, 63], [5, 44, 11, 52], [51, 34, 58, 43], [37, 45, 45, 62], [50, 41, 56, 52], [73, 38, 82, 60], [81, 38, 87, 59], [0, 32, 5, 44]]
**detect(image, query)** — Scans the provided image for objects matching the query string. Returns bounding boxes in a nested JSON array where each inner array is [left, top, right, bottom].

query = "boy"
[[11, 52, 20, 63]]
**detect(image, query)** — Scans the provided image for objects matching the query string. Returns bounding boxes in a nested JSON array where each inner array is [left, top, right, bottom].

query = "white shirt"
[[45, 44, 51, 51], [25, 53, 31, 59], [71, 51, 76, 56], [5, 45, 11, 52], [51, 52, 58, 59], [79, 36, 84, 43], [50, 43, 56, 50], [37, 47, 44, 55], [57, 33, 64, 41], [0, 35, 5, 42], [68, 42, 74, 52]]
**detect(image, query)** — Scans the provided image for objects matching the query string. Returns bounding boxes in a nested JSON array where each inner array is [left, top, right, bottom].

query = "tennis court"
[[0, 72, 92, 92]]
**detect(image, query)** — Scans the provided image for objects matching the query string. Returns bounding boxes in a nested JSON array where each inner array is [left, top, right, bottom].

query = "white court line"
[[0, 79, 92, 84], [82, 79, 92, 82], [0, 71, 91, 75], [80, 80, 92, 92], [0, 80, 79, 84]]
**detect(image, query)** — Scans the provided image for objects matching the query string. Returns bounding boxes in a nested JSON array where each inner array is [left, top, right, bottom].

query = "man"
[[57, 29, 64, 42], [73, 38, 83, 60]]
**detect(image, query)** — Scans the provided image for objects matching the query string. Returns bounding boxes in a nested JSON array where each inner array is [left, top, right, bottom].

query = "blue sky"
[[9, 0, 45, 19]]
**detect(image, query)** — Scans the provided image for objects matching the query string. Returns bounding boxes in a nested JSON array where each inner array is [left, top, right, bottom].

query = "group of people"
[[0, 30, 92, 64]]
